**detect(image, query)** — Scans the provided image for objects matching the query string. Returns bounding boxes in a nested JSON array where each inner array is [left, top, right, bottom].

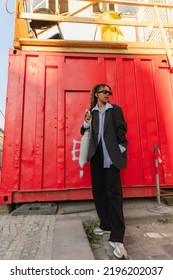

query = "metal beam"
[[18, 12, 173, 28], [77, 0, 173, 9]]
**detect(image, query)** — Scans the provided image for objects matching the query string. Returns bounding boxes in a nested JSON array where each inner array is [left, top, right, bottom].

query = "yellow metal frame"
[[14, 0, 173, 67]]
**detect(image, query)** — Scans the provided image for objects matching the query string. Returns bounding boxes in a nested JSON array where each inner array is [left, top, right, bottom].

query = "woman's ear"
[[95, 93, 98, 98]]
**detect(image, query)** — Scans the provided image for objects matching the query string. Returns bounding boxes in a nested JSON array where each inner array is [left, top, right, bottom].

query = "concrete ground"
[[0, 198, 173, 260]]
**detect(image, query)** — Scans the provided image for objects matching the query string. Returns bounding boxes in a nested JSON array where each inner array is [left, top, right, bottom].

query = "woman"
[[80, 84, 128, 259]]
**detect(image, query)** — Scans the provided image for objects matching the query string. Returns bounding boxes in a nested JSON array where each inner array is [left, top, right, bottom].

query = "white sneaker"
[[109, 241, 127, 259], [93, 227, 111, 235]]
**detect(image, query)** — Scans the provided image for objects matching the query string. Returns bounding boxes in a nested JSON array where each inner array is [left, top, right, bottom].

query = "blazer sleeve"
[[80, 125, 86, 135], [115, 106, 128, 148]]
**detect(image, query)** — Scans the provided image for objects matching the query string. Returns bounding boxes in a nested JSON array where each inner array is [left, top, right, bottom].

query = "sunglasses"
[[97, 90, 112, 96]]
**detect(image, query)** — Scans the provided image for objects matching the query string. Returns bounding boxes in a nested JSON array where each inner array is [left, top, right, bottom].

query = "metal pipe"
[[154, 144, 161, 206]]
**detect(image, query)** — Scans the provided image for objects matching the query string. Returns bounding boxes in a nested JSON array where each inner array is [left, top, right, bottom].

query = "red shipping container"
[[0, 50, 173, 204]]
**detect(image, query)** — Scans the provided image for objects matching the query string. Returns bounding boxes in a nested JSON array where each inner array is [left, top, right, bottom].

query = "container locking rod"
[[154, 144, 161, 206]]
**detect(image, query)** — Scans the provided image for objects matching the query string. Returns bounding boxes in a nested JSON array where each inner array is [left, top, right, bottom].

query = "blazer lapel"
[[92, 110, 99, 135]]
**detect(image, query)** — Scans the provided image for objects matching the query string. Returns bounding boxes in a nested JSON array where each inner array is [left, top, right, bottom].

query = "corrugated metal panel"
[[0, 50, 173, 204]]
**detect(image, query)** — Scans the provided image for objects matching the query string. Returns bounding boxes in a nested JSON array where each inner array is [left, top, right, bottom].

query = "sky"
[[0, 1, 14, 129]]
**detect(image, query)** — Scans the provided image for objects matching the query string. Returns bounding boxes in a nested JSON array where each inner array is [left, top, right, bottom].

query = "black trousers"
[[90, 142, 125, 243]]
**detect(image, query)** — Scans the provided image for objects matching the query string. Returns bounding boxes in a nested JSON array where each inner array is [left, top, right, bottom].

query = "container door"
[[63, 55, 106, 189], [65, 90, 91, 189]]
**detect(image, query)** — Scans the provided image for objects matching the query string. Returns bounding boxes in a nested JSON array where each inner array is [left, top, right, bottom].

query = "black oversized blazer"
[[80, 104, 128, 170]]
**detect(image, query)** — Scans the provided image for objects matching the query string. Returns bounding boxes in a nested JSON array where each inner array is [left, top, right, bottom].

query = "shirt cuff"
[[83, 120, 91, 129], [119, 144, 126, 153]]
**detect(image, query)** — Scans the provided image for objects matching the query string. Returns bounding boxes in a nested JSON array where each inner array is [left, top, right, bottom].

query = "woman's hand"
[[85, 111, 92, 123]]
